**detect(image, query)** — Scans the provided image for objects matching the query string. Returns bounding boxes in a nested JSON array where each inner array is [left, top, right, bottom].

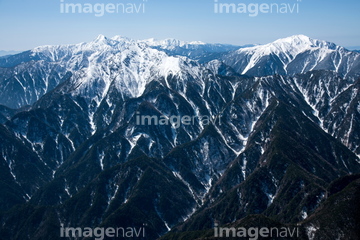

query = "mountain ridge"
[[0, 34, 358, 110]]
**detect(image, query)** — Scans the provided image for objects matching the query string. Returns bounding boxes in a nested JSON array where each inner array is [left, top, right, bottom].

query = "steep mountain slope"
[[0, 124, 52, 211], [0, 61, 69, 108], [0, 105, 20, 124], [167, 175, 360, 240], [0, 35, 359, 240], [300, 175, 360, 240], [161, 73, 360, 239], [2, 73, 359, 240], [293, 71, 360, 156]]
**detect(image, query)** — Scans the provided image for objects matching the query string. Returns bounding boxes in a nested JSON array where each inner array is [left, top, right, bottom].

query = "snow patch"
[[99, 151, 105, 170], [301, 209, 308, 220], [108, 185, 119, 206], [306, 225, 319, 240]]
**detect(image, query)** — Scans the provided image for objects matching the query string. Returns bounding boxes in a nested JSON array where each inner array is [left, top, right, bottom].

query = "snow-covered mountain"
[[222, 35, 360, 78], [0, 34, 359, 240], [2, 34, 359, 109], [0, 35, 208, 108]]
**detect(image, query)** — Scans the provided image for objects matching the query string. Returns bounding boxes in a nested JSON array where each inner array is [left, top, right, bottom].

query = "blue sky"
[[0, 0, 359, 50]]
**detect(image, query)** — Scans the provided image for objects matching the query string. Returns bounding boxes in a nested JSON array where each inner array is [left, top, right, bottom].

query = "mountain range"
[[0, 34, 359, 240]]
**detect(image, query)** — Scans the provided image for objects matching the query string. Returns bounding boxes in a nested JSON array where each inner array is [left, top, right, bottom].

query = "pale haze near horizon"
[[0, 0, 359, 51]]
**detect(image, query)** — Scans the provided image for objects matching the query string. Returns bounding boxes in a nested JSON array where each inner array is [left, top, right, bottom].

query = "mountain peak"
[[277, 34, 311, 42], [94, 34, 107, 42], [273, 34, 338, 50], [273, 34, 313, 46]]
